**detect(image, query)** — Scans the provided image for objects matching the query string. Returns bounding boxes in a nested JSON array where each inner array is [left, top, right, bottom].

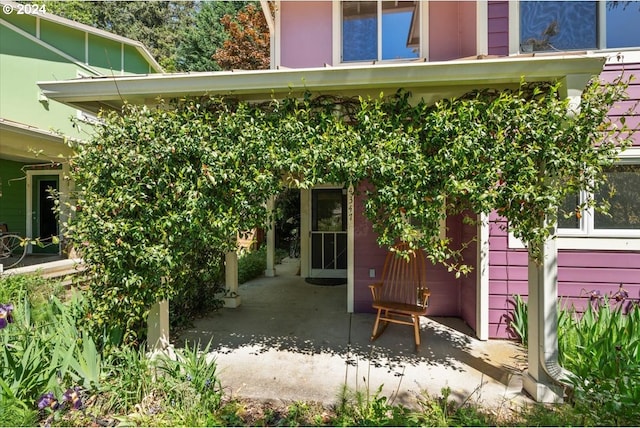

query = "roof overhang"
[[0, 118, 74, 163], [37, 54, 607, 115]]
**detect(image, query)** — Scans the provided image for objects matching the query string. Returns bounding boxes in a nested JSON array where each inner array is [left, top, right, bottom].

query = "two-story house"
[[36, 1, 639, 401], [0, 0, 161, 262]]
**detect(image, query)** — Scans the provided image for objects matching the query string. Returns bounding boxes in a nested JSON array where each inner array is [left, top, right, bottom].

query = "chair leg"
[[413, 315, 421, 351], [371, 308, 382, 341]]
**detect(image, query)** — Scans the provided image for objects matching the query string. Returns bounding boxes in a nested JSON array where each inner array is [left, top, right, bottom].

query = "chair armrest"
[[369, 282, 383, 300]]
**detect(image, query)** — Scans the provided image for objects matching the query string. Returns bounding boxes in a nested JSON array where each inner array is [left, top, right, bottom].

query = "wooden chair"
[[369, 242, 431, 350]]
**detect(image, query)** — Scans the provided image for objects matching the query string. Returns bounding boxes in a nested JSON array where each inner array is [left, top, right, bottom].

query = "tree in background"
[[213, 3, 270, 70], [176, 1, 248, 72], [40, 1, 270, 72], [43, 1, 196, 71]]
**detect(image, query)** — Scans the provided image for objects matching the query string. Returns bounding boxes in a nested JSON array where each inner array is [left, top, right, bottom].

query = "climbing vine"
[[66, 77, 632, 343]]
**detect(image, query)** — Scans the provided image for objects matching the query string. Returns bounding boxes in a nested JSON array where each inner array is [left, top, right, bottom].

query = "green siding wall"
[[5, 12, 35, 36], [124, 44, 153, 74], [88, 33, 122, 72], [40, 19, 85, 61], [0, 25, 91, 139], [0, 159, 27, 237]]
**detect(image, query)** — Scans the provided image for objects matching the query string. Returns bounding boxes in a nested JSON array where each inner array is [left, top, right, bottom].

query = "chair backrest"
[[377, 242, 428, 306]]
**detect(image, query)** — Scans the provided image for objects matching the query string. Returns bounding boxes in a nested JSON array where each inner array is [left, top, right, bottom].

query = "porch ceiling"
[[37, 53, 606, 115]]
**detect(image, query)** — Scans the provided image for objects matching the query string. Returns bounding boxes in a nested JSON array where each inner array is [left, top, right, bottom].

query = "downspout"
[[524, 218, 573, 402], [524, 72, 596, 402], [259, 0, 276, 70]]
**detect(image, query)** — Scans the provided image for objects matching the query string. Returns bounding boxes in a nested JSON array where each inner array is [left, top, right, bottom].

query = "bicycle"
[[0, 232, 28, 270]]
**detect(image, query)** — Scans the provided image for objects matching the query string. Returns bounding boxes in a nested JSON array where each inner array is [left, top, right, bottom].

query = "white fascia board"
[[38, 55, 606, 110]]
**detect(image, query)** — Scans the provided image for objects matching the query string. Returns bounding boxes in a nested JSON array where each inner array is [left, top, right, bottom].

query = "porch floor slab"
[[175, 257, 531, 411]]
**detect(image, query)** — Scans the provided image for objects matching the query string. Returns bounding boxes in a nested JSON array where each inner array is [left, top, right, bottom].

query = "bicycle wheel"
[[0, 234, 28, 269]]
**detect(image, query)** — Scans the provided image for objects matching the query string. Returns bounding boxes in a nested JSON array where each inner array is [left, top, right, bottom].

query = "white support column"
[[475, 213, 490, 341], [476, 0, 488, 57], [265, 196, 276, 277], [300, 189, 311, 278], [224, 251, 241, 308], [147, 300, 169, 352], [347, 185, 355, 313], [522, 228, 564, 402]]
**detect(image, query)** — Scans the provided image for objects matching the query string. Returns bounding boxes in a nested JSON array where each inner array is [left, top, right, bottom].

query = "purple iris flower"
[[0, 303, 14, 329], [37, 392, 59, 410], [614, 288, 629, 302], [62, 387, 82, 410]]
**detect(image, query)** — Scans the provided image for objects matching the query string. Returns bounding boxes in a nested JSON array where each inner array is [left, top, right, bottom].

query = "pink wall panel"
[[459, 215, 478, 330], [429, 2, 476, 61], [280, 1, 333, 68], [487, 1, 509, 56]]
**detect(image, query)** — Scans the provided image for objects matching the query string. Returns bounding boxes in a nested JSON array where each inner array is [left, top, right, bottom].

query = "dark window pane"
[[595, 164, 640, 229], [558, 193, 581, 229], [323, 233, 336, 269], [312, 234, 323, 269], [337, 233, 347, 269]]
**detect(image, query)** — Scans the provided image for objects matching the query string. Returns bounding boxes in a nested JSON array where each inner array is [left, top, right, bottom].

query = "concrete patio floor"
[[175, 257, 532, 412]]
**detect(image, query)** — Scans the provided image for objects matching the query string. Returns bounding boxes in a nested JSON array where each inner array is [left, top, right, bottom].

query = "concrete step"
[[2, 258, 87, 288]]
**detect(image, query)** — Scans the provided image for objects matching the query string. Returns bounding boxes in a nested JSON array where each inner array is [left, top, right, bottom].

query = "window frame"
[[335, 0, 424, 64], [509, 147, 640, 251], [509, 1, 640, 55]]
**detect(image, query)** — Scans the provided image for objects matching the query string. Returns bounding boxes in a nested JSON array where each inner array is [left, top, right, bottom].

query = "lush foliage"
[[509, 293, 640, 426], [0, 274, 95, 426], [212, 3, 271, 71], [176, 1, 249, 72], [66, 77, 630, 342]]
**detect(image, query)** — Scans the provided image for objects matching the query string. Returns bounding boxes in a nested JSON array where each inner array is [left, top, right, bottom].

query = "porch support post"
[[224, 251, 241, 308], [347, 185, 355, 313], [300, 189, 310, 278], [522, 224, 564, 402], [265, 196, 276, 277], [147, 300, 169, 351], [475, 213, 490, 341]]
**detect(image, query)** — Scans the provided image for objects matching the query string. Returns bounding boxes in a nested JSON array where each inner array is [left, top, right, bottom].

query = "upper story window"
[[520, 1, 640, 53], [342, 1, 420, 62]]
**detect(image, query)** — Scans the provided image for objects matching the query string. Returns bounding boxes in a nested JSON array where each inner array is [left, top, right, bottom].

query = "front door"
[[310, 188, 347, 278], [31, 175, 59, 254]]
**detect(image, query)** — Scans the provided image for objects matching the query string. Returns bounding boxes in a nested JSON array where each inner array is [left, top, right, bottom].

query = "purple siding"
[[488, 1, 509, 56], [488, 211, 640, 339], [488, 60, 640, 339], [602, 62, 640, 145], [353, 186, 477, 323]]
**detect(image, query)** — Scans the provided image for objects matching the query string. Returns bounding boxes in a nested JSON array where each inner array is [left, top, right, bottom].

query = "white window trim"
[[333, 0, 425, 65], [509, 147, 640, 251], [509, 0, 639, 55]]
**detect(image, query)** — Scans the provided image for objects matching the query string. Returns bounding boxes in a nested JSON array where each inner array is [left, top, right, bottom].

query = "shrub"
[[509, 293, 640, 426]]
